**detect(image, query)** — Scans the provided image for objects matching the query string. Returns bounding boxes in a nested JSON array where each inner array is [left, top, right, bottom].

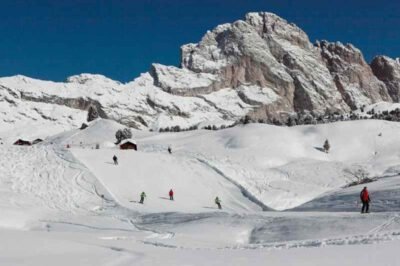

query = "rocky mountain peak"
[[245, 12, 312, 50], [1, 12, 399, 132]]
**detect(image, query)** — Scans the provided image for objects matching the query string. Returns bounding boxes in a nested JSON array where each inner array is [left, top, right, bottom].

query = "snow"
[[151, 64, 218, 94], [73, 148, 261, 213], [361, 101, 400, 114], [120, 139, 137, 145], [238, 85, 280, 105], [0, 72, 262, 133], [2, 118, 400, 265]]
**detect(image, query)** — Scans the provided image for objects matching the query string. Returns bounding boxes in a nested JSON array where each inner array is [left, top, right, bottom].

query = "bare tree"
[[344, 166, 370, 184]]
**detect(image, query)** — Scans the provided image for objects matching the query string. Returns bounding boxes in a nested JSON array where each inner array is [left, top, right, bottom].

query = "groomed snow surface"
[[1, 118, 400, 265]]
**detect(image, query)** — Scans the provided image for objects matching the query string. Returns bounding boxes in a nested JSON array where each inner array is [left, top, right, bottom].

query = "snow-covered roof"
[[120, 139, 137, 145]]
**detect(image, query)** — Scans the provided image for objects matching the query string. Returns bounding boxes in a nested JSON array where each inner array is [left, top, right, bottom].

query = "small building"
[[119, 139, 137, 150], [32, 138, 43, 145], [13, 139, 31, 146]]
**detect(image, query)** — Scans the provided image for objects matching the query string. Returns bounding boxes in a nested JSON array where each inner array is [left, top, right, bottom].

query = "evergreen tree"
[[87, 105, 99, 122], [115, 128, 133, 144], [323, 139, 330, 153]]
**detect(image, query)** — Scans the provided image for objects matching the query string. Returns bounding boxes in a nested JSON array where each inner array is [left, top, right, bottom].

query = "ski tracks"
[[368, 214, 400, 234], [0, 145, 102, 213], [224, 229, 400, 251]]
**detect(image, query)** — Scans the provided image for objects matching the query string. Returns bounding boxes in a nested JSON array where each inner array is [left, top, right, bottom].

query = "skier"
[[113, 155, 118, 165], [139, 191, 146, 204], [360, 186, 371, 213], [168, 146, 172, 154], [215, 196, 222, 209], [169, 189, 174, 200]]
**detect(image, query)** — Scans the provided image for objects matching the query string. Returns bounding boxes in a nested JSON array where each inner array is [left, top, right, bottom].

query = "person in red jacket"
[[169, 189, 174, 201], [360, 187, 371, 213]]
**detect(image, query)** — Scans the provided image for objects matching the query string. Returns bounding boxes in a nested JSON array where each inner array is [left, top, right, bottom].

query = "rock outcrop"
[[317, 41, 391, 109], [0, 12, 399, 132], [370, 56, 400, 102]]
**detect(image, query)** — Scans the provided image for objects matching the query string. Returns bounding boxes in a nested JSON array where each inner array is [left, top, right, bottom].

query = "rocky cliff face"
[[370, 56, 400, 102], [177, 12, 399, 119], [0, 12, 399, 134], [317, 41, 391, 109], [179, 13, 349, 120]]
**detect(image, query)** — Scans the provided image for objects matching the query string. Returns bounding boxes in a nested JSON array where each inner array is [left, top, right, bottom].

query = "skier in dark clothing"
[[215, 197, 222, 209], [169, 189, 174, 200], [168, 146, 172, 154], [360, 187, 371, 213], [139, 192, 146, 204], [113, 155, 118, 165]]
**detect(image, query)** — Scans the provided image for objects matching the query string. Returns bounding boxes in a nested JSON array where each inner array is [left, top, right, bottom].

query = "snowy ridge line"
[[195, 157, 271, 211]]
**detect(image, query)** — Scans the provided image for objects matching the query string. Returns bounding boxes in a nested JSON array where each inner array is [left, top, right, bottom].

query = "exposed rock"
[[317, 40, 391, 109], [0, 12, 398, 131], [181, 12, 349, 116], [87, 105, 99, 122], [371, 56, 400, 102]]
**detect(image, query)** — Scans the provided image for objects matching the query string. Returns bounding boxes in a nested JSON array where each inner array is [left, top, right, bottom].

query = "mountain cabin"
[[13, 139, 32, 146], [119, 139, 137, 150], [32, 138, 43, 145]]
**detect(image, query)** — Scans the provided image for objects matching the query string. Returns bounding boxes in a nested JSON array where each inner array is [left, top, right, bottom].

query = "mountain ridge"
[[0, 12, 399, 135]]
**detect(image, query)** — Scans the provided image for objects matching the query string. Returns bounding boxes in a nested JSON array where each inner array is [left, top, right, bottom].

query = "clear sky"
[[0, 0, 399, 82]]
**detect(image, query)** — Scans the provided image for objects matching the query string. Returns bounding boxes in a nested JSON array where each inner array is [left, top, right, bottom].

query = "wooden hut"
[[32, 138, 43, 145], [119, 139, 137, 150], [13, 139, 31, 146]]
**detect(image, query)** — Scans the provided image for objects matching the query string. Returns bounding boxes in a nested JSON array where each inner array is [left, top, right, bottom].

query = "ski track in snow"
[[195, 156, 271, 211], [223, 229, 400, 251], [0, 145, 99, 212]]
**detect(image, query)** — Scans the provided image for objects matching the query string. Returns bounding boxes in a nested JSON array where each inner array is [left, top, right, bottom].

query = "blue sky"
[[0, 0, 399, 82]]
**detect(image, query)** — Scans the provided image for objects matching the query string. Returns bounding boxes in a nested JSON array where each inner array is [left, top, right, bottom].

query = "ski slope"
[[73, 148, 263, 213], [135, 119, 400, 210], [42, 118, 400, 213], [2, 118, 400, 265]]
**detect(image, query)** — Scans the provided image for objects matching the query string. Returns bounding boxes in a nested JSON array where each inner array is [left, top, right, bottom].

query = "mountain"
[[1, 12, 400, 138]]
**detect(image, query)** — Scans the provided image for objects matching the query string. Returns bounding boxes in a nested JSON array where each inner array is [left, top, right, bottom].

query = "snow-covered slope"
[[133, 119, 400, 210], [33, 118, 400, 212], [2, 119, 400, 265]]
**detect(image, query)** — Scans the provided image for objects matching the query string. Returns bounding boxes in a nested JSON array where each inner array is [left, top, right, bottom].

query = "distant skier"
[[139, 191, 146, 204], [113, 155, 118, 165], [360, 187, 371, 213], [169, 189, 174, 201], [168, 146, 172, 154], [215, 196, 222, 209]]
